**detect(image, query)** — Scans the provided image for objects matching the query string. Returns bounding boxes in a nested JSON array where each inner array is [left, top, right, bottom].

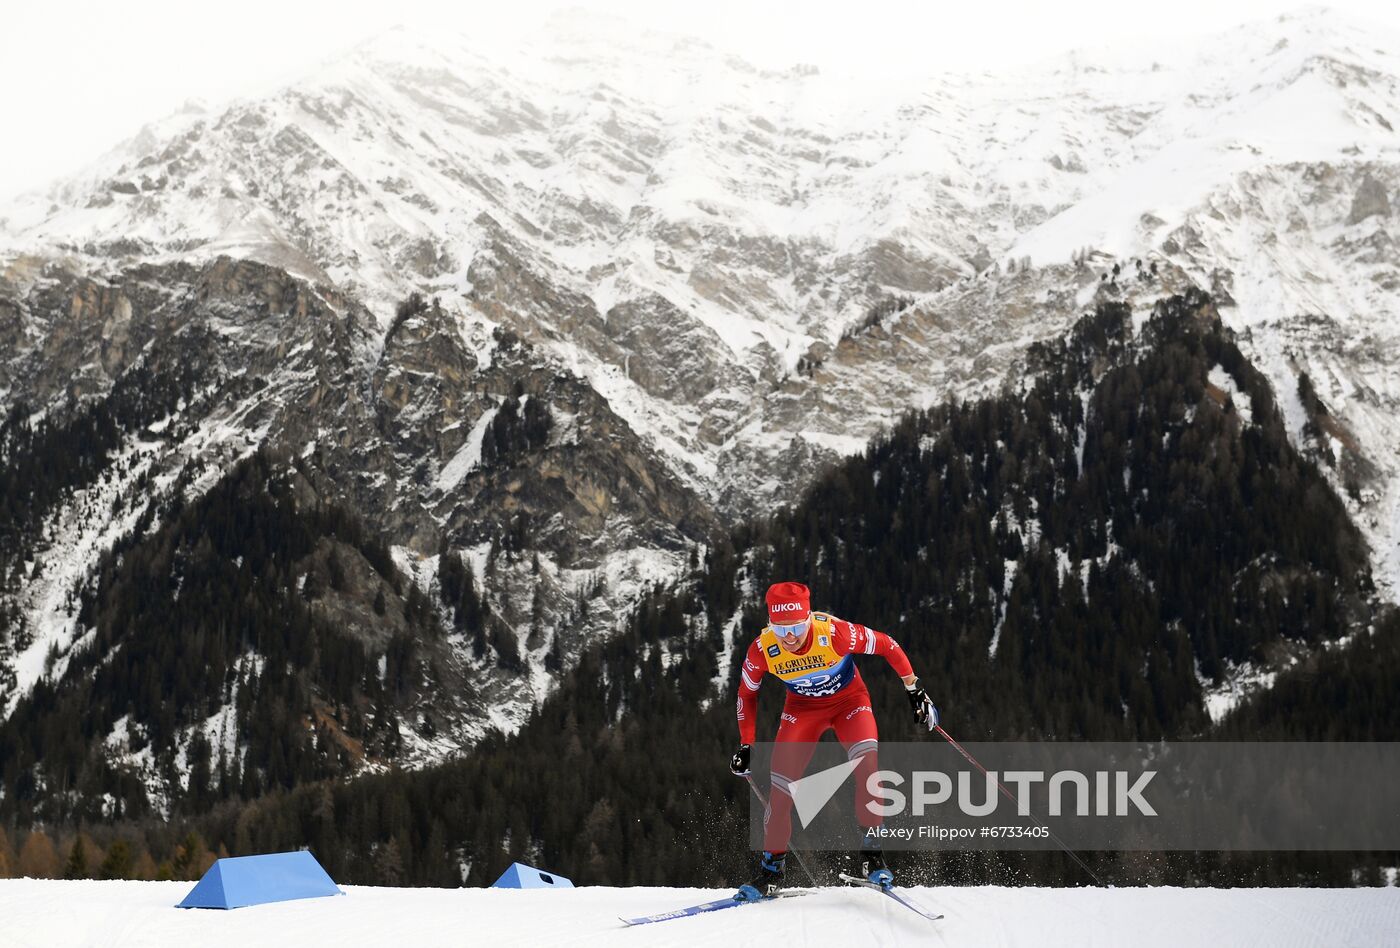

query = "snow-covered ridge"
[[4, 9, 1398, 543]]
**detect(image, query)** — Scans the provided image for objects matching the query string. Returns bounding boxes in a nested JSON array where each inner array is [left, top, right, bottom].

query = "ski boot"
[[854, 846, 893, 889], [734, 850, 785, 902]]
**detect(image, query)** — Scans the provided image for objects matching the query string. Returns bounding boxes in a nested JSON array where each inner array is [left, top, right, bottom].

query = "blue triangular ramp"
[[490, 862, 574, 889], [177, 851, 344, 909], [177, 860, 227, 908]]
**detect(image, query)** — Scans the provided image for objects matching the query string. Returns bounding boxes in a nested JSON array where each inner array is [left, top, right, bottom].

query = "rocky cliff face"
[[0, 256, 706, 798]]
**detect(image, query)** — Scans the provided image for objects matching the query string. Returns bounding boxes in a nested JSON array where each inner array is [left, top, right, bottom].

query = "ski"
[[838, 873, 944, 921], [619, 889, 811, 926]]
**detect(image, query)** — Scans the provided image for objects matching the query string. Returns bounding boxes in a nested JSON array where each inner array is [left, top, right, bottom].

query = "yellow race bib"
[[758, 614, 856, 698]]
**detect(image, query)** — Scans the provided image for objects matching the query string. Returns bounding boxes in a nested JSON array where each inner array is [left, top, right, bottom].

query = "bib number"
[[794, 672, 843, 697]]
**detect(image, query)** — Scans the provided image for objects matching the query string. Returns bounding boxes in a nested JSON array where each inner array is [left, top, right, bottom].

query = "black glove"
[[906, 684, 939, 731], [730, 743, 752, 776]]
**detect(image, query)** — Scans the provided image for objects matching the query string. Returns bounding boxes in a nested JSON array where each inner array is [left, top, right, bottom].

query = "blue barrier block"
[[490, 862, 574, 889], [177, 850, 344, 909]]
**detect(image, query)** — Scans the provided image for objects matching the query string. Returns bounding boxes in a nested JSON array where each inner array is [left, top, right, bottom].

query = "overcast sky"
[[2, 1, 1396, 201]]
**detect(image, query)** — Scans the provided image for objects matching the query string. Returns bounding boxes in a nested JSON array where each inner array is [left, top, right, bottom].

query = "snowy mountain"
[[3, 6, 1400, 797]]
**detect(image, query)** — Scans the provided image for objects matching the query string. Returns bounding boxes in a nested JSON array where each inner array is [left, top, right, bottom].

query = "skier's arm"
[[832, 619, 915, 681], [735, 638, 767, 745], [835, 619, 938, 727]]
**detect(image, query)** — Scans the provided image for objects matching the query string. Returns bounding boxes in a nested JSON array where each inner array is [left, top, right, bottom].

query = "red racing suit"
[[737, 611, 914, 854]]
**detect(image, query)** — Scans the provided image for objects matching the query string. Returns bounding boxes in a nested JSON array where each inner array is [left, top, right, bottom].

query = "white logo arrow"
[[788, 758, 861, 828]]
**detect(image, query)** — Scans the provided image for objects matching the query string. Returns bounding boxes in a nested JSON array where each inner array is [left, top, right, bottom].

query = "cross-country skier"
[[729, 581, 939, 900]]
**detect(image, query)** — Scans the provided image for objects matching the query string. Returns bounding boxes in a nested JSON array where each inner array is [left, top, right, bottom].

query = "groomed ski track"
[[2, 880, 1397, 946]]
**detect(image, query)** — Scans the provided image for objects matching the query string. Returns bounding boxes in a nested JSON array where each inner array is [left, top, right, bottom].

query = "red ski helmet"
[[765, 581, 811, 625]]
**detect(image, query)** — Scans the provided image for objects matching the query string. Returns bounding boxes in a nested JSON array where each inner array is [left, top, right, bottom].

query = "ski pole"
[[743, 774, 821, 887], [933, 724, 1107, 887]]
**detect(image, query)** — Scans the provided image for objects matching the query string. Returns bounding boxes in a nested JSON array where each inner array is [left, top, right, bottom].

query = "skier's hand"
[[730, 743, 752, 776], [906, 684, 939, 731]]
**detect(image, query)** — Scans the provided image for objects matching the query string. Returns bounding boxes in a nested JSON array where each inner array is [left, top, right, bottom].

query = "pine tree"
[[0, 827, 14, 878], [17, 830, 60, 879], [99, 839, 133, 880], [376, 838, 404, 886], [131, 848, 158, 881], [62, 838, 89, 880], [171, 831, 204, 881]]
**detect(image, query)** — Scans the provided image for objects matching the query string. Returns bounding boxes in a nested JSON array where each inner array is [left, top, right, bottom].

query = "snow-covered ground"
[[0, 879, 1396, 947]]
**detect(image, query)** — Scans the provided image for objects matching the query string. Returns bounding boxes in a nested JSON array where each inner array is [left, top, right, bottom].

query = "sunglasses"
[[772, 617, 811, 638]]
